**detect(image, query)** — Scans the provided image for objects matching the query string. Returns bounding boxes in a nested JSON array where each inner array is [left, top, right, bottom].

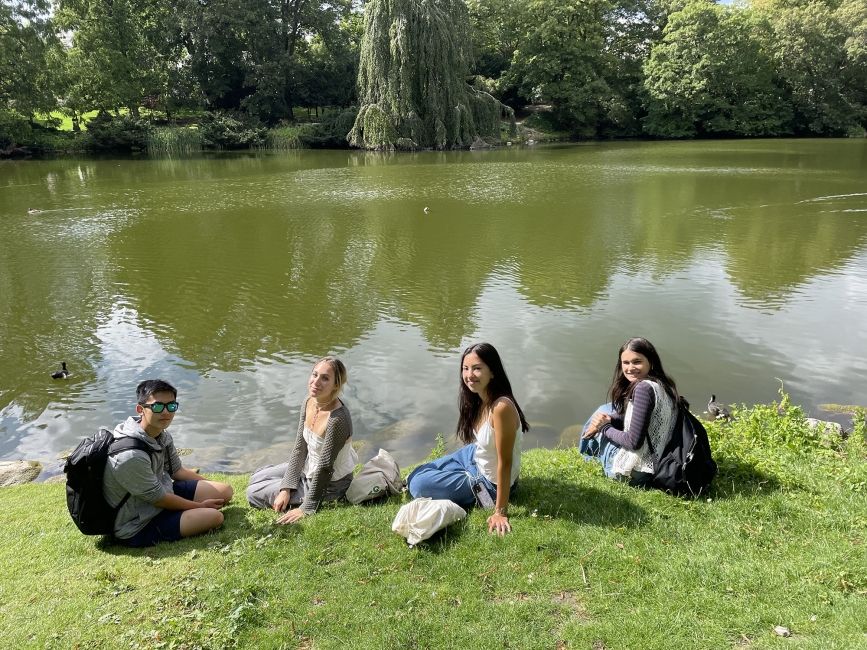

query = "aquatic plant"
[[146, 126, 203, 155]]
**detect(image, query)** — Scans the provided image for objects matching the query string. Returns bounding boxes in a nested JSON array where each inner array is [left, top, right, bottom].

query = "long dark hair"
[[456, 342, 529, 444], [608, 337, 678, 415]]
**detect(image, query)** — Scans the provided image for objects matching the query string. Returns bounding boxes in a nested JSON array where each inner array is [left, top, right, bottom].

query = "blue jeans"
[[580, 403, 653, 486], [406, 444, 497, 510]]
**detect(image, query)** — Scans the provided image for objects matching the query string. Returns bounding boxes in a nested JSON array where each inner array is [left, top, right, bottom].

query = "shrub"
[[0, 110, 32, 150], [199, 112, 267, 149], [85, 112, 152, 152]]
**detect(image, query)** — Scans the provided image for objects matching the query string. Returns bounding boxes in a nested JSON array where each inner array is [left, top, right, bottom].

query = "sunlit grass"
[[0, 397, 864, 649]]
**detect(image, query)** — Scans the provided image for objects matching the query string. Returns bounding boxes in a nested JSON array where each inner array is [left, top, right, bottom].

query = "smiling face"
[[462, 351, 494, 398], [308, 361, 339, 403], [620, 349, 651, 383], [136, 390, 178, 438]]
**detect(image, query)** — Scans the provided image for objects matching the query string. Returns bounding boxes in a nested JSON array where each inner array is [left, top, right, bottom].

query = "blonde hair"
[[315, 356, 347, 393]]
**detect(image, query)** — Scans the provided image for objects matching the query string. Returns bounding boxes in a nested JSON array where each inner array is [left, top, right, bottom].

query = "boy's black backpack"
[[650, 398, 718, 496], [64, 428, 153, 535]]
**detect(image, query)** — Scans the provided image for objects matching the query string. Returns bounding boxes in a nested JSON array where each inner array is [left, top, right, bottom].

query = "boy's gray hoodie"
[[103, 415, 182, 540]]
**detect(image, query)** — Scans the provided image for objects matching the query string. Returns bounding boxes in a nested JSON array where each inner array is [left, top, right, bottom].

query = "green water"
[[1, 139, 866, 474]]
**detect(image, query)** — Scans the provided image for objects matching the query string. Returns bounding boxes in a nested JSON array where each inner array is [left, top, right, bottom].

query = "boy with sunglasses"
[[103, 379, 233, 547]]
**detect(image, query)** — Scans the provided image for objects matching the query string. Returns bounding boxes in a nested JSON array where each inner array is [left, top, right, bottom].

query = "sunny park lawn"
[[0, 392, 864, 650]]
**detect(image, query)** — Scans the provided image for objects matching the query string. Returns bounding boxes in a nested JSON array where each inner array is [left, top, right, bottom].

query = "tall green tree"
[[759, 0, 856, 134], [0, 0, 59, 118], [348, 0, 512, 150], [643, 0, 789, 137], [56, 0, 189, 116], [505, 0, 615, 138]]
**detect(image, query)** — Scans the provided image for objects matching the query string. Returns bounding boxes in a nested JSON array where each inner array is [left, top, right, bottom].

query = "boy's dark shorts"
[[118, 480, 199, 548]]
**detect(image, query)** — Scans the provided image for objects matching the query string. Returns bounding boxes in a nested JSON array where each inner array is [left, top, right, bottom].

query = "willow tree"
[[348, 0, 514, 150]]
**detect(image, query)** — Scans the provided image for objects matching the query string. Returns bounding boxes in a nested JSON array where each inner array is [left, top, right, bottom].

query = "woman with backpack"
[[406, 342, 529, 536], [581, 337, 679, 486], [246, 356, 358, 523]]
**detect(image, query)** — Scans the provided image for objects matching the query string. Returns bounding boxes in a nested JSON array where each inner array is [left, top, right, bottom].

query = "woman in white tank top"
[[246, 357, 357, 523], [407, 343, 529, 536]]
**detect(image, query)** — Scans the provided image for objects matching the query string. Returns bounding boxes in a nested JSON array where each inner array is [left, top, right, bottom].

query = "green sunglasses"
[[140, 400, 179, 413]]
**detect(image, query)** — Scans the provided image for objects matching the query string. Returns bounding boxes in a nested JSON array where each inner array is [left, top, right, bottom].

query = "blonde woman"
[[247, 357, 357, 524]]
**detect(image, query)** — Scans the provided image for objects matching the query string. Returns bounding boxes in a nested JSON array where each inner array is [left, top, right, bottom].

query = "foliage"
[[643, 0, 791, 138], [0, 394, 865, 648], [0, 0, 61, 117], [0, 110, 32, 150], [199, 111, 268, 149], [84, 112, 152, 152], [146, 126, 204, 156], [348, 0, 514, 150], [264, 123, 317, 149]]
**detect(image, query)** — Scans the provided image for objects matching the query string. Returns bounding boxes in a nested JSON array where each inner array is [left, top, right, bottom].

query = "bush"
[[304, 106, 358, 148], [85, 112, 152, 152], [199, 112, 267, 149], [0, 110, 32, 150]]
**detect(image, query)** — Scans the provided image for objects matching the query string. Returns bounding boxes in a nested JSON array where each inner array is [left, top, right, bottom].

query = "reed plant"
[[146, 126, 203, 156], [264, 124, 316, 150], [0, 394, 864, 649]]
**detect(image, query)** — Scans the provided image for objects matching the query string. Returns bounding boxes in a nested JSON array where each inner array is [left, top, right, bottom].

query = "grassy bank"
[[0, 396, 864, 649]]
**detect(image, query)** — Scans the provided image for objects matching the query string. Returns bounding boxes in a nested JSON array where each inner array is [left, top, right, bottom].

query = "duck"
[[51, 361, 70, 379], [423, 206, 430, 214], [707, 394, 731, 421], [27, 208, 42, 215]]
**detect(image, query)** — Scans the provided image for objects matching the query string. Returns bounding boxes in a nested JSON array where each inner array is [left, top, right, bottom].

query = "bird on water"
[[51, 361, 70, 379]]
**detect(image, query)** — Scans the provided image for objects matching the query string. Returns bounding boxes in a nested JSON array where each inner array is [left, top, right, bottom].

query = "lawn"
[[0, 396, 864, 649]]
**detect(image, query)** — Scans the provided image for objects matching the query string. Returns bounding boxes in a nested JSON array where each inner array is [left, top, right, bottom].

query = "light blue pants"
[[406, 444, 497, 510]]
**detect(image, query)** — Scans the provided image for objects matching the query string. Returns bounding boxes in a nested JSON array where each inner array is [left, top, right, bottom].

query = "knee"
[[219, 482, 235, 502]]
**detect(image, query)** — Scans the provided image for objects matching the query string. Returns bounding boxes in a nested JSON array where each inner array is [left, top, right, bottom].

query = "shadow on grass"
[[95, 503, 298, 557], [512, 477, 647, 528], [711, 456, 782, 498]]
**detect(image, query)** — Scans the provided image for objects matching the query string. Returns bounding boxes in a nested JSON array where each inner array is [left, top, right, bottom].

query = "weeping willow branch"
[[348, 0, 515, 150]]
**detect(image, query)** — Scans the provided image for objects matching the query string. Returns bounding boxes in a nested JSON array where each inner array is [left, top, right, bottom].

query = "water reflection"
[[1, 140, 866, 471]]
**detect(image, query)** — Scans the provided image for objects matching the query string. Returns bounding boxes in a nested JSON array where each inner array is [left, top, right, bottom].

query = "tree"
[[55, 0, 188, 116], [348, 0, 513, 150], [754, 0, 860, 135], [643, 0, 789, 137], [0, 0, 60, 118]]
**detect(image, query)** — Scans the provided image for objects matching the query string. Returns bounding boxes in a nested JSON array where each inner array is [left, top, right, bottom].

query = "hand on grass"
[[199, 498, 225, 509], [276, 508, 306, 525], [487, 513, 511, 536]]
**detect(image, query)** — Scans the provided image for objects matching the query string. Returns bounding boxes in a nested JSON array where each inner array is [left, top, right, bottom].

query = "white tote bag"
[[391, 497, 467, 546]]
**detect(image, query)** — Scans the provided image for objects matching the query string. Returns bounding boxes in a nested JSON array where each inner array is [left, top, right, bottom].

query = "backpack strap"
[[106, 437, 156, 514]]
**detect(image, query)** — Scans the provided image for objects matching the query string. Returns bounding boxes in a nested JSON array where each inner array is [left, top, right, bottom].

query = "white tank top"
[[301, 426, 358, 481], [474, 399, 522, 486]]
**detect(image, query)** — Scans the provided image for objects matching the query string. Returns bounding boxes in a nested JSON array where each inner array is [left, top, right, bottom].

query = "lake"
[[1, 139, 865, 477]]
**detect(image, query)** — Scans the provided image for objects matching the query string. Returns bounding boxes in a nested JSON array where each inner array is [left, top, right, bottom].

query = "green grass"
[[0, 396, 864, 649]]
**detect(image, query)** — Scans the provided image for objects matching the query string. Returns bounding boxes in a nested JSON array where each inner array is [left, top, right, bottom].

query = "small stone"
[[773, 626, 791, 637]]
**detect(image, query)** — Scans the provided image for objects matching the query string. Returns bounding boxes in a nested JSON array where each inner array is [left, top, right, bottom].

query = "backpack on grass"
[[650, 398, 718, 496], [63, 428, 153, 535]]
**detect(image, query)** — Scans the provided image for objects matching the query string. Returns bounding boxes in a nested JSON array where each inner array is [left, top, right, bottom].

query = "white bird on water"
[[423, 206, 430, 214]]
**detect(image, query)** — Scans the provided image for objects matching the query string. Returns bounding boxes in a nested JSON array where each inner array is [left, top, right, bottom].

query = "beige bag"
[[391, 497, 467, 546], [346, 448, 404, 504]]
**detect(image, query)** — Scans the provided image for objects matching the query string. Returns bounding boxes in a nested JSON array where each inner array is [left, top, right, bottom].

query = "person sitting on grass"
[[104, 379, 234, 547], [581, 337, 679, 486], [406, 342, 529, 536], [246, 356, 357, 524]]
